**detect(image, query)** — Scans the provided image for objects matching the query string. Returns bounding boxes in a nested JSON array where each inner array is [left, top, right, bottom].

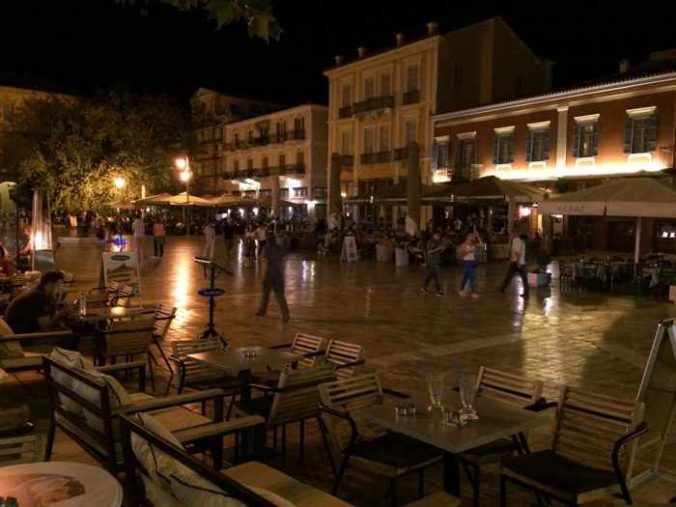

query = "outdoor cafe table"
[[356, 391, 549, 495], [187, 346, 302, 407], [69, 305, 155, 324], [0, 461, 123, 507]]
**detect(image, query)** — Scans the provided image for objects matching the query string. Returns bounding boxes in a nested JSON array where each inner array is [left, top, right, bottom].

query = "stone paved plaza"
[[7, 235, 676, 505]]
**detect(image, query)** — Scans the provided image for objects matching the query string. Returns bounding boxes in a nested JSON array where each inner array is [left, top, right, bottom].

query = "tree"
[[13, 92, 188, 213], [118, 0, 279, 40]]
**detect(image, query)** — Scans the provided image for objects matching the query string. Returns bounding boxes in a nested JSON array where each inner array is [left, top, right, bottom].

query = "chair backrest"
[[102, 317, 155, 357], [0, 433, 46, 466], [119, 414, 274, 506], [112, 283, 134, 306], [476, 366, 543, 408], [318, 373, 383, 468], [324, 339, 364, 380], [171, 338, 224, 380], [291, 332, 326, 369], [268, 364, 335, 426], [43, 357, 118, 471], [153, 303, 177, 340], [552, 387, 644, 473]]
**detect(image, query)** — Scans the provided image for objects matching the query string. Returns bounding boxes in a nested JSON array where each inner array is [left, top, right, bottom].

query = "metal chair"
[[499, 386, 647, 506], [318, 373, 442, 505]]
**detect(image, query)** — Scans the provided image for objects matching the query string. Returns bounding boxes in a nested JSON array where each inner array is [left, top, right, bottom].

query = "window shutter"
[[623, 118, 633, 153], [431, 142, 439, 170], [647, 116, 657, 151], [492, 135, 499, 164], [507, 135, 515, 163], [544, 131, 551, 159], [592, 123, 600, 156], [453, 140, 460, 169], [525, 132, 533, 162], [572, 124, 580, 158]]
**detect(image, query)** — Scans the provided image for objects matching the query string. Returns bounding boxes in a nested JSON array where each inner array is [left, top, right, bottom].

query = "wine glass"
[[426, 371, 446, 411]]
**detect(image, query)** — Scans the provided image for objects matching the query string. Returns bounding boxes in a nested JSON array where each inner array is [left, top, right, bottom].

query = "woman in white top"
[[459, 231, 482, 298], [131, 215, 145, 264]]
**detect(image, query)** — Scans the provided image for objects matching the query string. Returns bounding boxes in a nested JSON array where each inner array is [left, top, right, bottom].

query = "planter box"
[[395, 248, 409, 267], [528, 272, 552, 288], [376, 244, 394, 262]]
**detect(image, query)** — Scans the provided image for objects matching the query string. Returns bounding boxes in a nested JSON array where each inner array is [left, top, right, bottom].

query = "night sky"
[[1, 0, 675, 105]]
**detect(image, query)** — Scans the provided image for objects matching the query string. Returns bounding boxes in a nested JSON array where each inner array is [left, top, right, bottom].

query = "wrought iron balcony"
[[288, 129, 306, 141], [360, 151, 392, 164], [340, 155, 354, 167], [353, 96, 395, 115], [402, 90, 420, 105], [393, 147, 409, 161], [338, 105, 353, 119]]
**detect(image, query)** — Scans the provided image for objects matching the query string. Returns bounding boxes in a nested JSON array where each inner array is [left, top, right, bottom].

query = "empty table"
[[0, 461, 123, 507], [356, 391, 549, 494]]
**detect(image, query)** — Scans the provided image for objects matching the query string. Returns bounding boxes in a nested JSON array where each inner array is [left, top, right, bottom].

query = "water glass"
[[457, 370, 479, 421], [426, 371, 446, 410]]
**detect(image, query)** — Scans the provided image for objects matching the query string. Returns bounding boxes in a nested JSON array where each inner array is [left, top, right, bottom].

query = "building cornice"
[[223, 104, 328, 130]]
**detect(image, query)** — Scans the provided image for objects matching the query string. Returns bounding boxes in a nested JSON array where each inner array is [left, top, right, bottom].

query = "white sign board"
[[341, 235, 358, 263], [101, 251, 141, 296]]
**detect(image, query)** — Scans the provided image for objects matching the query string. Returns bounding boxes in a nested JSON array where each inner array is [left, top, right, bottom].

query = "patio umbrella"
[[538, 177, 676, 264], [104, 200, 135, 210], [437, 175, 546, 203], [133, 192, 173, 206], [168, 192, 212, 207]]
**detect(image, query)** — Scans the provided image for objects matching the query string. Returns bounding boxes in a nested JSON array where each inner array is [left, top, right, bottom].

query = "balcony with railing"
[[288, 129, 306, 141], [338, 105, 353, 119], [360, 151, 392, 164], [402, 90, 420, 105], [352, 96, 395, 115], [393, 147, 409, 161]]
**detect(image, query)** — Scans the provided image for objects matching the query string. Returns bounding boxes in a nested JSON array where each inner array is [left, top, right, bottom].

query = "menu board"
[[101, 251, 141, 296]]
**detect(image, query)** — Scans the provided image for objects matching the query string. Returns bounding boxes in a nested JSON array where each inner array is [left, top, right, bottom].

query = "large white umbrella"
[[538, 177, 676, 264], [168, 192, 212, 207]]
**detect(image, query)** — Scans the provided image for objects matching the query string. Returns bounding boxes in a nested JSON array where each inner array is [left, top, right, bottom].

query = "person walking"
[[500, 231, 529, 298], [421, 230, 444, 296], [152, 217, 166, 258], [458, 231, 482, 298], [131, 214, 145, 265], [202, 221, 216, 259], [255, 229, 289, 322], [255, 222, 267, 260], [222, 218, 235, 259]]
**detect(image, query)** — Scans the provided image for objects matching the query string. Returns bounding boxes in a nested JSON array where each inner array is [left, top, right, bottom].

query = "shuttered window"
[[526, 129, 550, 162], [492, 133, 515, 164], [572, 122, 599, 158], [406, 64, 419, 92], [624, 116, 657, 153]]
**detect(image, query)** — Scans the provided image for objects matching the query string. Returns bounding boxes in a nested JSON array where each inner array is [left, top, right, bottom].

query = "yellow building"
[[324, 17, 550, 226], [0, 85, 68, 183], [190, 88, 280, 194], [223, 104, 328, 218]]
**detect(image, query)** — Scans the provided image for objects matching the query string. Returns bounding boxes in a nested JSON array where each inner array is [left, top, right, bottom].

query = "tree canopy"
[[14, 92, 187, 212]]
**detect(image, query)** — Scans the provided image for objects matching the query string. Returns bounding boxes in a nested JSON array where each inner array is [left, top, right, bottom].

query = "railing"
[[273, 133, 287, 143], [313, 187, 328, 199], [360, 151, 392, 164], [294, 163, 306, 174], [393, 147, 409, 161], [288, 129, 306, 140], [338, 105, 353, 119], [249, 136, 269, 147], [402, 90, 420, 105], [352, 96, 395, 115]]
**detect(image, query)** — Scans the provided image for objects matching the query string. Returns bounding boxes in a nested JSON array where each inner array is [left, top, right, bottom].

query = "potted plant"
[[527, 253, 552, 287]]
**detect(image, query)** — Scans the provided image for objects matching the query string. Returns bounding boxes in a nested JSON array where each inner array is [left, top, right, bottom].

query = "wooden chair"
[[499, 386, 648, 506], [0, 329, 74, 374], [235, 363, 335, 463], [120, 413, 351, 507], [459, 367, 545, 507], [43, 356, 259, 475], [87, 280, 120, 310], [95, 317, 156, 380], [0, 406, 45, 466], [112, 283, 134, 307], [253, 332, 327, 385], [318, 373, 443, 505], [324, 339, 364, 380], [148, 303, 176, 373]]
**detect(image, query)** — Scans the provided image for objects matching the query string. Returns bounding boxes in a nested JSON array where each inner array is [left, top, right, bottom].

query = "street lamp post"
[[175, 157, 192, 236]]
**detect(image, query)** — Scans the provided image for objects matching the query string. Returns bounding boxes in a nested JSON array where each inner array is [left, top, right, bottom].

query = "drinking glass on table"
[[457, 369, 479, 421], [426, 371, 446, 411]]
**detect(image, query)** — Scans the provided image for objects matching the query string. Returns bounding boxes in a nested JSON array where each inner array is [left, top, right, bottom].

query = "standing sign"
[[341, 235, 358, 263], [631, 319, 676, 486], [101, 251, 142, 296]]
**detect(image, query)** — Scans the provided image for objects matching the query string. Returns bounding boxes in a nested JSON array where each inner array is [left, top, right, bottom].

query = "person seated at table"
[[4, 271, 69, 334], [0, 245, 15, 277]]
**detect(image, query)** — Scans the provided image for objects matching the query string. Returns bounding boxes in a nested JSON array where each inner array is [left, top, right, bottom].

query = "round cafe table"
[[0, 461, 122, 507]]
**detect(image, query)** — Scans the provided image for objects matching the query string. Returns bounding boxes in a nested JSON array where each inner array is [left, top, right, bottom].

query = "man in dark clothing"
[[255, 230, 290, 322], [421, 231, 444, 296], [5, 271, 66, 333], [222, 219, 235, 259]]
